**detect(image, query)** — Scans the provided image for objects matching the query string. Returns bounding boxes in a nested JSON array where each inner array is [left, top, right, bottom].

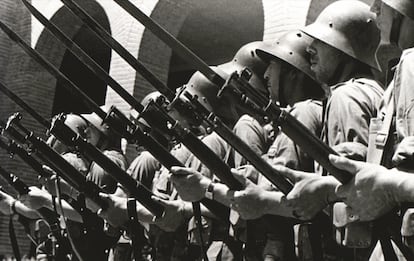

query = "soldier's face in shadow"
[[307, 39, 343, 85], [264, 60, 281, 104]]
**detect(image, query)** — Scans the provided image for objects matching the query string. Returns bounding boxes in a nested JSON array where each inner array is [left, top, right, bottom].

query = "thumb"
[[151, 196, 170, 222], [273, 165, 303, 183], [98, 192, 110, 199], [42, 165, 56, 177], [329, 154, 364, 175], [335, 183, 347, 200], [170, 166, 196, 176], [231, 168, 253, 187]]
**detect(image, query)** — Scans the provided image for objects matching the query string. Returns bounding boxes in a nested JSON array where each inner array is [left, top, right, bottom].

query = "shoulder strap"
[[367, 92, 395, 164]]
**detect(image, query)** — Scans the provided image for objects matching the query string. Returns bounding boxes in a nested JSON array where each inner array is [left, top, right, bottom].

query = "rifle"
[[0, 165, 66, 260], [0, 16, 228, 221], [111, 0, 352, 185], [2, 115, 109, 210], [6, 111, 165, 217], [0, 20, 169, 217], [47, 0, 292, 194], [0, 166, 59, 225], [0, 135, 52, 180], [107, 3, 414, 260]]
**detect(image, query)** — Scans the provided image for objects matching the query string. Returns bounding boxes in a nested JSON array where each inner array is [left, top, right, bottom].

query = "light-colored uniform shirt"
[[322, 78, 383, 147], [87, 149, 127, 194]]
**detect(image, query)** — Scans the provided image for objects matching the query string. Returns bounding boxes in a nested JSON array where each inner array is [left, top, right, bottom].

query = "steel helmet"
[[230, 41, 270, 96], [64, 113, 90, 137], [302, 0, 381, 70], [139, 90, 203, 132], [232, 41, 269, 76], [135, 91, 162, 128], [184, 66, 239, 122], [382, 0, 414, 20], [256, 30, 317, 81], [140, 91, 163, 109], [81, 105, 112, 137]]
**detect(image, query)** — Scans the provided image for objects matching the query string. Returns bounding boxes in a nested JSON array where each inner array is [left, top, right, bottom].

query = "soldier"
[[21, 113, 121, 260], [228, 34, 324, 261], [98, 41, 273, 260], [332, 0, 414, 219], [171, 32, 324, 260], [323, 0, 414, 258], [81, 106, 128, 194], [235, 0, 383, 223], [173, 1, 384, 260]]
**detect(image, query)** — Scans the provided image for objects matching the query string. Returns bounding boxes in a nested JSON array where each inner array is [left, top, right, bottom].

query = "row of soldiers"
[[0, 0, 413, 260]]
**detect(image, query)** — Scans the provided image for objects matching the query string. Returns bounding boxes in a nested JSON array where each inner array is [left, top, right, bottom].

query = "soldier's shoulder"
[[291, 99, 322, 111], [290, 99, 323, 123], [398, 48, 414, 67], [333, 78, 383, 100], [401, 48, 414, 58]]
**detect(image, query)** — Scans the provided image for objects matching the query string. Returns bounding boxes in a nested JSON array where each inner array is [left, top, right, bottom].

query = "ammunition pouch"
[[401, 208, 414, 252], [294, 223, 313, 261], [333, 203, 373, 248], [188, 216, 212, 246]]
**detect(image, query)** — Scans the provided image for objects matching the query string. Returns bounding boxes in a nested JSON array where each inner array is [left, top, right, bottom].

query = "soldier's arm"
[[331, 155, 413, 221], [20, 186, 82, 222], [169, 166, 234, 207], [0, 190, 39, 219]]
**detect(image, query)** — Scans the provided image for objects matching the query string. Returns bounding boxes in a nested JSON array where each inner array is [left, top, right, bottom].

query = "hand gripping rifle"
[[44, 0, 292, 194], [0, 165, 66, 260]]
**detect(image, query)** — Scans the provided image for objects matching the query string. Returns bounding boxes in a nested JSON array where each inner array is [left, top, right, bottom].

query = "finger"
[[170, 166, 196, 176], [273, 165, 302, 183], [231, 168, 252, 187], [151, 195, 171, 207], [334, 184, 347, 200], [98, 192, 110, 200], [233, 190, 246, 200], [42, 165, 56, 177], [329, 154, 364, 174], [280, 195, 291, 207], [230, 202, 239, 211], [292, 211, 300, 219]]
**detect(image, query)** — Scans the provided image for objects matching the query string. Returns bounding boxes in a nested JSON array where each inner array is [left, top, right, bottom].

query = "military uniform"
[[225, 114, 298, 261], [322, 78, 383, 148], [265, 100, 323, 173], [183, 132, 241, 261], [87, 149, 127, 194], [324, 78, 383, 261], [111, 151, 160, 261], [368, 49, 414, 260], [262, 100, 323, 261]]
